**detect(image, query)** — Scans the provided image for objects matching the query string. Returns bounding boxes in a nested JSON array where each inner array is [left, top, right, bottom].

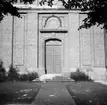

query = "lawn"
[[66, 81, 107, 105], [0, 81, 41, 105]]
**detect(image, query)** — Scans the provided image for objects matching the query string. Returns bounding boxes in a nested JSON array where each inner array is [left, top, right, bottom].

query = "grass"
[[0, 81, 41, 105], [66, 81, 107, 105]]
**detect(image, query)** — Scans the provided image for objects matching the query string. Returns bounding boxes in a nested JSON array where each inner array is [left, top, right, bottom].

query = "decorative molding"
[[44, 14, 62, 28], [45, 38, 61, 42], [40, 29, 67, 33]]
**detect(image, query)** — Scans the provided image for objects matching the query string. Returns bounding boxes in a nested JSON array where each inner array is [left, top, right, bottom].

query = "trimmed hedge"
[[19, 72, 39, 81], [70, 68, 93, 81]]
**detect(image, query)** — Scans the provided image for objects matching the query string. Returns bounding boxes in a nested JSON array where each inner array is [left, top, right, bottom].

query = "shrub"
[[19, 72, 39, 81], [8, 65, 20, 81], [70, 68, 93, 81], [0, 61, 7, 82], [28, 72, 39, 81], [19, 74, 29, 81]]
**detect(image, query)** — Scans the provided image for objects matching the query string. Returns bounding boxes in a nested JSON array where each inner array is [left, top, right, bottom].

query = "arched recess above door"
[[39, 13, 68, 32], [44, 15, 62, 29], [45, 38, 62, 45]]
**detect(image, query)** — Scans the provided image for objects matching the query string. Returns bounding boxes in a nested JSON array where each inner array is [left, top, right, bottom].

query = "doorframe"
[[44, 38, 62, 74], [39, 32, 67, 75]]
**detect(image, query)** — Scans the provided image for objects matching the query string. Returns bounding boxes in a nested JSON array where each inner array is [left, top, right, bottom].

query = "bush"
[[28, 72, 39, 81], [19, 74, 29, 81], [70, 68, 93, 81], [0, 61, 7, 82], [19, 72, 39, 81], [8, 65, 20, 81]]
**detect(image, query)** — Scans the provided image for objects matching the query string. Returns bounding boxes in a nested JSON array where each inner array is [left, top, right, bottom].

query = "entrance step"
[[33, 74, 74, 82], [45, 75, 74, 82]]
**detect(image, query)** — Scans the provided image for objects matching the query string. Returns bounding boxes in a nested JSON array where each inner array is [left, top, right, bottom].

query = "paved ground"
[[31, 82, 76, 105]]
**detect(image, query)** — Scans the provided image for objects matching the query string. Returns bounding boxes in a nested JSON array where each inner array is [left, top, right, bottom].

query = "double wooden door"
[[45, 40, 62, 74]]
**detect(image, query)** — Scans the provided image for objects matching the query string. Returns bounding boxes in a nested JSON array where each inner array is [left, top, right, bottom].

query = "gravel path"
[[31, 82, 76, 105]]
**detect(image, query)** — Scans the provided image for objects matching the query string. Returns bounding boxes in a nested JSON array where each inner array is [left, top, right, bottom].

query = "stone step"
[[33, 74, 74, 82]]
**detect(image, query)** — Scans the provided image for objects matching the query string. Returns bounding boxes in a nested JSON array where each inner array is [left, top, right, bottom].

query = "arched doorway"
[[45, 39, 62, 74]]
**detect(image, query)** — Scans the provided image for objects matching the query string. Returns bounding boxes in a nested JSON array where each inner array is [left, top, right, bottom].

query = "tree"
[[0, 0, 107, 29], [40, 0, 107, 29], [0, 0, 34, 21]]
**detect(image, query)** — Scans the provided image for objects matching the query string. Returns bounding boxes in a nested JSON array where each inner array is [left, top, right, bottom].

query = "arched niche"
[[44, 15, 62, 29]]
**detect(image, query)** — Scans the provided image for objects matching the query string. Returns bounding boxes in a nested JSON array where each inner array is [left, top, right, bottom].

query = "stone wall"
[[26, 13, 38, 73], [79, 13, 106, 80], [0, 10, 106, 80], [0, 15, 12, 70], [68, 13, 80, 70], [79, 14, 92, 67], [13, 13, 38, 73]]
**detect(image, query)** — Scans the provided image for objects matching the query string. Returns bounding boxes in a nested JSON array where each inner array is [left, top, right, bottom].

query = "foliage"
[[0, 0, 107, 29], [0, 59, 39, 82], [19, 73, 29, 81], [0, 61, 7, 82], [40, 0, 107, 29], [0, 0, 19, 21], [70, 68, 93, 81], [19, 72, 39, 81], [79, 0, 107, 29], [8, 65, 20, 81], [28, 72, 39, 81], [0, 0, 35, 21]]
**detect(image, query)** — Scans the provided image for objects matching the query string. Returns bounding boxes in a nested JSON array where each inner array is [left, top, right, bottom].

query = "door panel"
[[46, 46, 54, 73], [46, 41, 62, 74], [53, 46, 61, 73]]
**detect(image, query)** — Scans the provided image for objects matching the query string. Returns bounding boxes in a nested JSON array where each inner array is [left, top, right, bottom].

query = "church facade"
[[0, 1, 107, 80]]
